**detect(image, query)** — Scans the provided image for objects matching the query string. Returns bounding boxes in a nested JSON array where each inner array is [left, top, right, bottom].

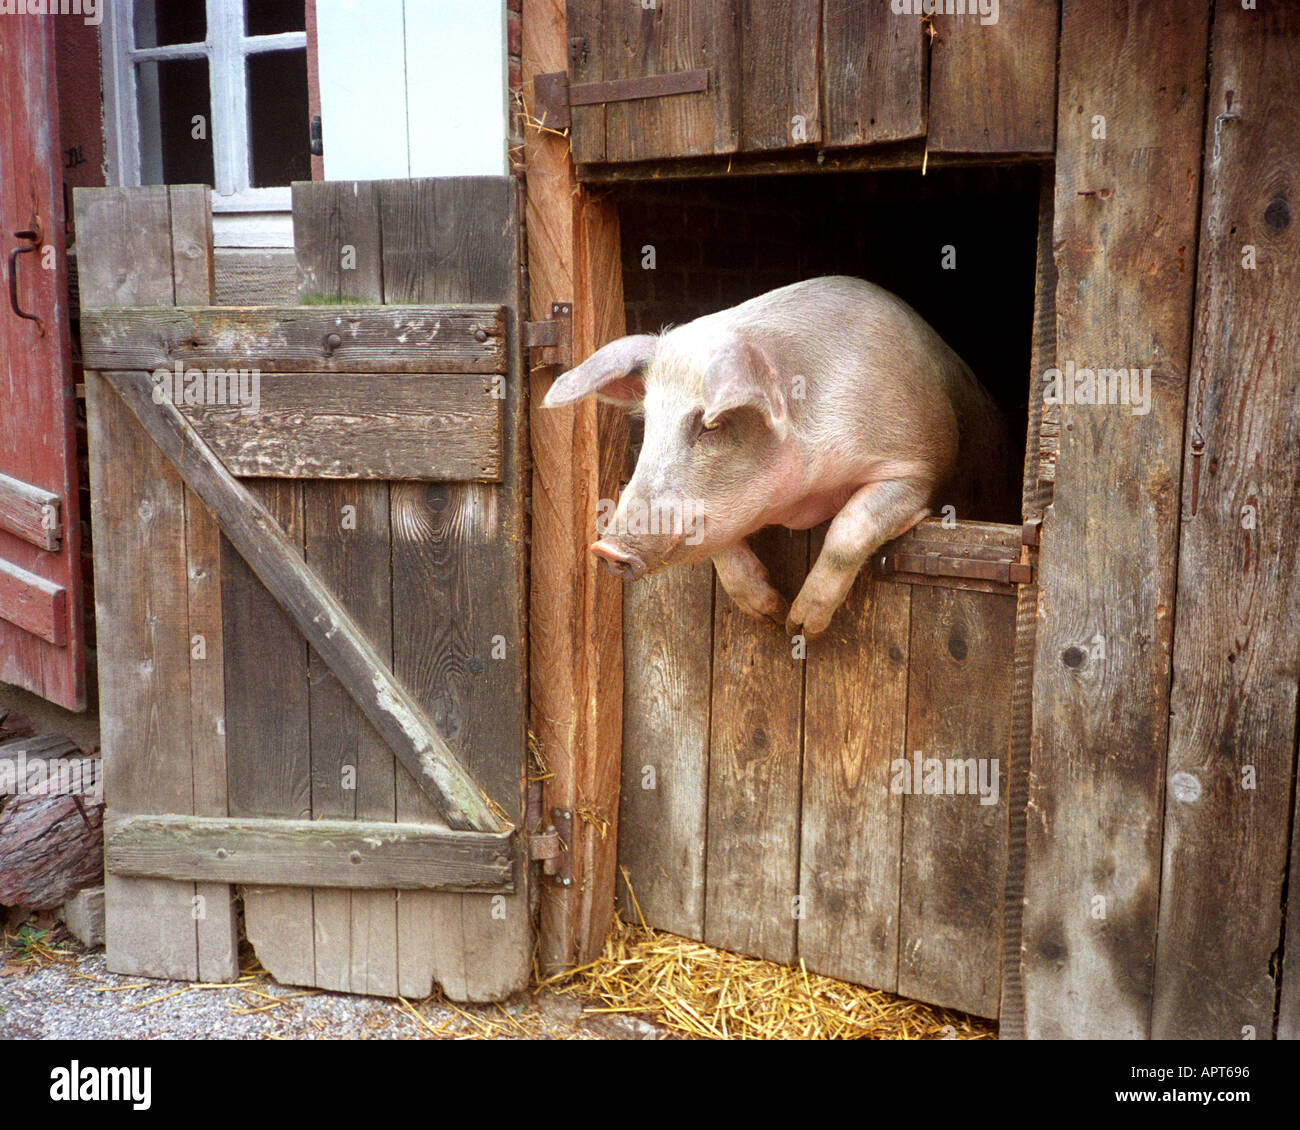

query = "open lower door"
[[0, 18, 85, 710]]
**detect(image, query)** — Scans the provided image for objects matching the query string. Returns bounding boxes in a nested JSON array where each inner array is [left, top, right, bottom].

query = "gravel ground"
[[0, 930, 670, 1041]]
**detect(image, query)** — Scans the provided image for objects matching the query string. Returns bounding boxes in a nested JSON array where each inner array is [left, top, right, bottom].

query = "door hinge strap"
[[533, 70, 709, 130]]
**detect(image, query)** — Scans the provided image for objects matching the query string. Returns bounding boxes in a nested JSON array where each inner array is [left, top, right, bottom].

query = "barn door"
[[0, 16, 86, 709], [75, 178, 530, 1002], [554, 2, 1055, 167]]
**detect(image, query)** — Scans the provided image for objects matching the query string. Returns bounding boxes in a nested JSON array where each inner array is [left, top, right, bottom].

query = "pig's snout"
[[591, 540, 647, 581]]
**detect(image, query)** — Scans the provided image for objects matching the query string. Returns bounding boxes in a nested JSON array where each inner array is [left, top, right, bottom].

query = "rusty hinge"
[[529, 806, 573, 887], [876, 551, 1034, 586], [524, 302, 572, 370], [533, 69, 710, 131], [1022, 515, 1042, 548]]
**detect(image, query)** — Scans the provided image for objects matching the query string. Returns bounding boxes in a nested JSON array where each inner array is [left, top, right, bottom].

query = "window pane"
[[245, 0, 306, 36], [247, 49, 311, 188], [136, 59, 214, 187], [134, 0, 205, 48]]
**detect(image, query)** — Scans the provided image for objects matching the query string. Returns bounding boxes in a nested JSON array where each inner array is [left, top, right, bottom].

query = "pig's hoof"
[[786, 600, 833, 640]]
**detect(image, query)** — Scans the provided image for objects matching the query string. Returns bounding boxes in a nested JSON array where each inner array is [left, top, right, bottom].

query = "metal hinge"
[[529, 806, 573, 887], [523, 302, 573, 370], [877, 551, 1034, 586], [533, 69, 710, 131]]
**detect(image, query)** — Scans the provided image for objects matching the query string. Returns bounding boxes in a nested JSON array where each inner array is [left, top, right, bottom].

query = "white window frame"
[[101, 0, 308, 224]]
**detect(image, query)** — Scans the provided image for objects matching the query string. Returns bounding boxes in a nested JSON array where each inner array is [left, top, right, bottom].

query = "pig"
[[541, 275, 1012, 638]]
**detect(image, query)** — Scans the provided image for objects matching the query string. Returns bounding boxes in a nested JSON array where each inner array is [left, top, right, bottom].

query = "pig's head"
[[541, 330, 792, 580]]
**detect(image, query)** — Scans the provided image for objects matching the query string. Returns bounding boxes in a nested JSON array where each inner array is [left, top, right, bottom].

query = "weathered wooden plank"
[[565, 0, 606, 163], [1153, 3, 1300, 1041], [617, 561, 713, 937], [178, 373, 502, 481], [101, 368, 507, 835], [224, 476, 314, 986], [800, 532, 909, 990], [598, 0, 741, 164], [528, 3, 628, 975], [80, 305, 507, 373], [1023, 0, 1210, 1040], [705, 527, 807, 964], [740, 0, 821, 152], [105, 815, 514, 891], [78, 184, 203, 981], [381, 176, 530, 1002], [898, 585, 1015, 1018], [822, 0, 925, 149], [294, 177, 398, 997], [169, 183, 238, 984], [928, 0, 1058, 154], [0, 472, 61, 551], [0, 559, 67, 645]]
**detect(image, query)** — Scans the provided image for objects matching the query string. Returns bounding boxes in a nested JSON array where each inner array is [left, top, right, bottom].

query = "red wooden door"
[[0, 19, 85, 709]]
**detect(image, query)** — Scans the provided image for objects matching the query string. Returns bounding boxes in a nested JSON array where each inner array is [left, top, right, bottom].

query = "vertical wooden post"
[[524, 0, 628, 971], [1154, 3, 1300, 1040], [1021, 1, 1211, 1038]]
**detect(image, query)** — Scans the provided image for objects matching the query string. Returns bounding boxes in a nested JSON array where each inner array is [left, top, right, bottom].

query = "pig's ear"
[[542, 334, 658, 409], [703, 339, 788, 439]]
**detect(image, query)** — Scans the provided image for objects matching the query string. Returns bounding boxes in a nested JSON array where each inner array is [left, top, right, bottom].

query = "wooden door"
[[0, 16, 86, 709], [559, 1, 1056, 168], [75, 178, 530, 1001]]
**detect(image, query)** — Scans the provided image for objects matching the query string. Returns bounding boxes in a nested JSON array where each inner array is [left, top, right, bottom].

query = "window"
[[101, 0, 311, 224]]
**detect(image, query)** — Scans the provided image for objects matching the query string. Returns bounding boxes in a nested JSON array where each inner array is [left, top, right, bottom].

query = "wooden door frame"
[[523, 0, 628, 972]]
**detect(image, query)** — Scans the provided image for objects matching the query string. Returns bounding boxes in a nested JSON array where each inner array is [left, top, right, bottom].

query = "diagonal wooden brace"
[[99, 369, 509, 835]]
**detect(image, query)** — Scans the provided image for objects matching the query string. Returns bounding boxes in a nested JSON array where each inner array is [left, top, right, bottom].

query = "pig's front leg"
[[786, 478, 932, 638], [713, 539, 790, 627]]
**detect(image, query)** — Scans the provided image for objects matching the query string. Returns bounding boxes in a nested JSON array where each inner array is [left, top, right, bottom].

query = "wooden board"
[[80, 305, 506, 373], [897, 585, 1015, 1017], [379, 176, 530, 1002], [105, 815, 513, 891], [740, 1, 821, 152], [171, 373, 503, 481], [821, 0, 924, 149], [0, 473, 61, 552], [295, 178, 397, 998], [928, 0, 1058, 154], [617, 561, 714, 936], [0, 560, 66, 645], [799, 540, 909, 990], [1022, 0, 1210, 1040], [704, 526, 807, 964], [79, 185, 236, 983], [225, 477, 315, 987], [1153, 2, 1300, 1041]]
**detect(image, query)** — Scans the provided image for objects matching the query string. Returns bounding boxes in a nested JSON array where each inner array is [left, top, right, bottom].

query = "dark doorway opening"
[[611, 163, 1045, 522]]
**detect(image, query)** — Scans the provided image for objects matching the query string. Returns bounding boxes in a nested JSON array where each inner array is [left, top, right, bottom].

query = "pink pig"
[[542, 276, 1012, 637]]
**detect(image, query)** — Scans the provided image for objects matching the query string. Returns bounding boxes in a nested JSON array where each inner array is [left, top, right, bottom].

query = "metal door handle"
[[9, 227, 45, 335]]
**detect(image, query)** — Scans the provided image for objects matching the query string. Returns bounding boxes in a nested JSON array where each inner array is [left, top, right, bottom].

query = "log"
[[0, 739, 103, 910]]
